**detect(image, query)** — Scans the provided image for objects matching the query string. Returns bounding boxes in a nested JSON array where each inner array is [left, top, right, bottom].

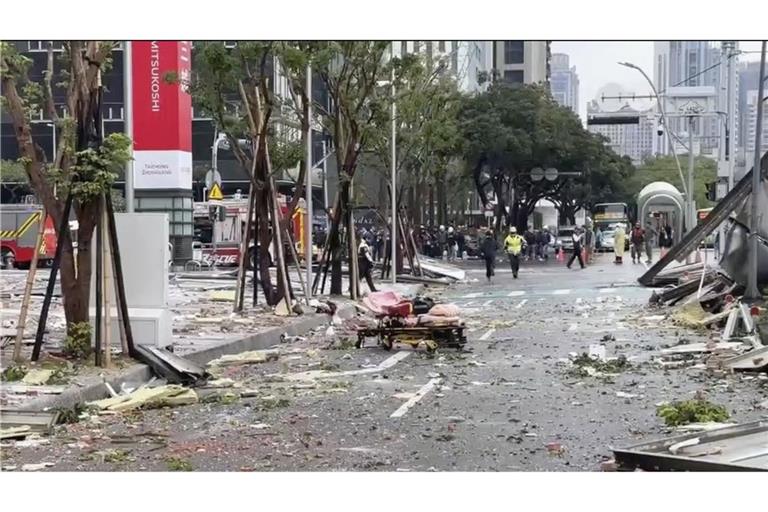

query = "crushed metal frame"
[[613, 421, 768, 471]]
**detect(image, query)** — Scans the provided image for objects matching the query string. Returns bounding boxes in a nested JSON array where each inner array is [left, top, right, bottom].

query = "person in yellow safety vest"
[[504, 226, 526, 279]]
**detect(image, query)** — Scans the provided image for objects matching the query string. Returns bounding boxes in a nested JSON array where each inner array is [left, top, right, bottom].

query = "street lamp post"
[[390, 48, 397, 285], [618, 62, 689, 217], [124, 41, 134, 213]]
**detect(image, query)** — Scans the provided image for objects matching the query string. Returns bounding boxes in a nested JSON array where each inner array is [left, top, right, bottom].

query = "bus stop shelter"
[[637, 182, 684, 243]]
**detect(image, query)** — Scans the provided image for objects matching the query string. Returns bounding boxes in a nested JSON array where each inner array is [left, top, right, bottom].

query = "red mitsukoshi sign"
[[131, 40, 192, 190]]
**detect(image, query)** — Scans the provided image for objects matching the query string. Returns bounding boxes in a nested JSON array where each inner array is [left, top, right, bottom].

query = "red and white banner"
[[131, 40, 192, 190]]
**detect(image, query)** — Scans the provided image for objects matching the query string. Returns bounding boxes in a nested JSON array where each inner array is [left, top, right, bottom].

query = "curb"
[[14, 303, 358, 412]]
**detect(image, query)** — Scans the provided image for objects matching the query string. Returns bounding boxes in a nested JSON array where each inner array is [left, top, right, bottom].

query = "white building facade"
[[492, 41, 550, 86], [744, 89, 768, 157], [653, 41, 726, 157], [587, 100, 657, 165]]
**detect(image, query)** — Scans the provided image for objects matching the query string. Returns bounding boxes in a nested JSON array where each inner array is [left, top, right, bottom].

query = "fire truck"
[[192, 193, 314, 268], [1, 204, 58, 269]]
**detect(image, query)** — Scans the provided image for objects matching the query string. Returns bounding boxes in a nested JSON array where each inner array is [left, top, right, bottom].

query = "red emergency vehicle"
[[1, 205, 57, 269]]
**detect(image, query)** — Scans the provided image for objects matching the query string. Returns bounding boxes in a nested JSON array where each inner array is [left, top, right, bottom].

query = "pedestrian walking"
[[438, 225, 447, 259], [447, 226, 457, 261], [524, 227, 535, 261], [358, 234, 377, 292], [566, 227, 586, 269], [630, 222, 645, 264], [480, 230, 498, 284], [644, 224, 656, 265], [614, 224, 626, 264], [503, 226, 526, 278], [659, 223, 673, 258]]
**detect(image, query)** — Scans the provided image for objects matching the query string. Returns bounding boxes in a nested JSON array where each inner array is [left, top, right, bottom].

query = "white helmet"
[[509, 226, 517, 234], [448, 227, 454, 234], [439, 225, 445, 231]]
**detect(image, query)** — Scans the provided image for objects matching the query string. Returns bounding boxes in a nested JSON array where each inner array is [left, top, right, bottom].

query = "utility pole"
[[305, 62, 313, 298], [124, 41, 134, 212], [687, 116, 696, 233], [744, 41, 766, 302]]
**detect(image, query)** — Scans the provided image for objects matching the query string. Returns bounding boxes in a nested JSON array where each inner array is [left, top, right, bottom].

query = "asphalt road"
[[3, 251, 767, 472]]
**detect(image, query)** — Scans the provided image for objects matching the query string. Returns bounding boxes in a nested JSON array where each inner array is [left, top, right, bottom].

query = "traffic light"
[[705, 182, 717, 202]]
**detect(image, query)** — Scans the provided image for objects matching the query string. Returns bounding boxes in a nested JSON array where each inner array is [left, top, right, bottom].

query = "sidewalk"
[[0, 267, 425, 412]]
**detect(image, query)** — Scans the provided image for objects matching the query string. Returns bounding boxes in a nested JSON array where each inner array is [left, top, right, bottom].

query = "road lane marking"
[[515, 299, 528, 309], [464, 301, 477, 307], [552, 289, 571, 295], [507, 290, 526, 297], [598, 288, 613, 293], [479, 328, 496, 341], [481, 299, 494, 307], [568, 323, 578, 331], [462, 292, 483, 299], [279, 351, 411, 381], [390, 378, 441, 418], [575, 298, 583, 304]]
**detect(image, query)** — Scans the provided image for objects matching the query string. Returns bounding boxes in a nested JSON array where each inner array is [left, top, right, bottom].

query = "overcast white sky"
[[551, 41, 765, 121]]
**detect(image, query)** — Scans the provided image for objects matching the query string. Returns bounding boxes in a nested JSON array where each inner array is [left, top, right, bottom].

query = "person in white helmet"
[[447, 226, 457, 261], [503, 226, 526, 278], [438, 225, 447, 259]]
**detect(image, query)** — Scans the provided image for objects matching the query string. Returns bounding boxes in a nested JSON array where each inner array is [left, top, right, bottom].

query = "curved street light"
[[617, 62, 688, 199]]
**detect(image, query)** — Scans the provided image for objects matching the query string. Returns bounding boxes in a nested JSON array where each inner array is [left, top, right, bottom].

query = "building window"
[[504, 41, 524, 65], [503, 70, 524, 84]]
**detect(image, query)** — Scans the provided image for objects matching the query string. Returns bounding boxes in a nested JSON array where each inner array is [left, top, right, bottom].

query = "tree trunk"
[[437, 178, 447, 226], [428, 183, 435, 228]]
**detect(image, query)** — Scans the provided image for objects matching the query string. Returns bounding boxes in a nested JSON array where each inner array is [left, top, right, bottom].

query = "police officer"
[[503, 226, 526, 278]]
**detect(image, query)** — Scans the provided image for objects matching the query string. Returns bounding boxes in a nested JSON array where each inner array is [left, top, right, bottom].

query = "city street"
[[3, 251, 765, 472]]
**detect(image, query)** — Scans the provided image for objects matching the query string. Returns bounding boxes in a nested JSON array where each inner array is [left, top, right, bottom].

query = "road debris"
[[656, 399, 730, 427]]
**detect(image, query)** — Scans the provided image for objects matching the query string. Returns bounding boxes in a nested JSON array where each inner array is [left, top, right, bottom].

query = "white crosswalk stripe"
[[552, 289, 571, 295], [462, 292, 483, 299], [515, 299, 528, 309], [481, 299, 494, 307], [507, 290, 526, 297]]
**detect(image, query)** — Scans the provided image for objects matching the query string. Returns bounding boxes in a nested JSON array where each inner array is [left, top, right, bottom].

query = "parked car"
[[556, 226, 576, 253]]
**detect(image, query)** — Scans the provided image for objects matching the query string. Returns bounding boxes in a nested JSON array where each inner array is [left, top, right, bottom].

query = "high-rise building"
[[737, 60, 762, 158], [492, 41, 551, 87], [744, 89, 768, 158], [587, 99, 657, 165], [653, 41, 723, 157], [393, 41, 493, 94], [550, 53, 579, 114]]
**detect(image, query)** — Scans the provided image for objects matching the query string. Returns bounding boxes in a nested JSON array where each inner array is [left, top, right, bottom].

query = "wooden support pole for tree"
[[94, 197, 103, 368], [235, 188, 256, 312], [32, 192, 73, 362], [102, 200, 112, 368], [105, 192, 136, 358], [283, 226, 310, 305], [13, 209, 46, 362], [267, 175, 292, 315]]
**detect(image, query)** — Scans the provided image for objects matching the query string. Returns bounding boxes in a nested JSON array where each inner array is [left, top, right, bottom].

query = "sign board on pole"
[[544, 167, 559, 181], [208, 182, 224, 201], [204, 169, 222, 189], [131, 41, 193, 190]]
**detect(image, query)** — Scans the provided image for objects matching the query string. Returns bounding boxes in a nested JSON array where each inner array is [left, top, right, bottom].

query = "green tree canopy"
[[628, 155, 716, 209]]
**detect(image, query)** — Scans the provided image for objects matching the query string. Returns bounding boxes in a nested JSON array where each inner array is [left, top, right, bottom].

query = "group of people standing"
[[415, 225, 466, 261], [610, 221, 674, 265]]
